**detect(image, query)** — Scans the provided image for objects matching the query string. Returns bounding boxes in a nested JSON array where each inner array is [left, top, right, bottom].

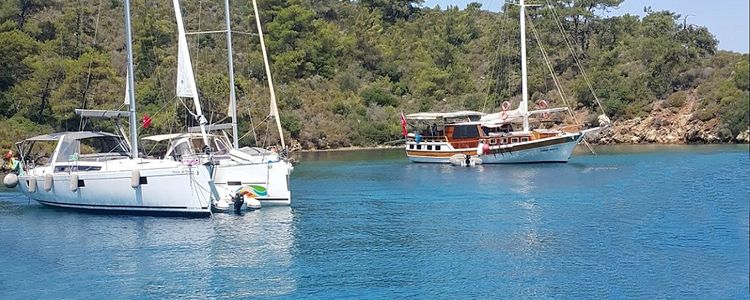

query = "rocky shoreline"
[[289, 98, 748, 152], [585, 99, 749, 145]]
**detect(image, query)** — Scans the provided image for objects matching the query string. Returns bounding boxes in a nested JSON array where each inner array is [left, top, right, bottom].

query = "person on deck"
[[2, 150, 24, 175]]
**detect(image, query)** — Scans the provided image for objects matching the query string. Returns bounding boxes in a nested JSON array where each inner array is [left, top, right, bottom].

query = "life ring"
[[501, 101, 511, 111], [536, 100, 548, 110], [500, 110, 508, 120]]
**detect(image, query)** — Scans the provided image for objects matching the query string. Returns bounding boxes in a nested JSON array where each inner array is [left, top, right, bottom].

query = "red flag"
[[400, 111, 408, 137], [142, 114, 152, 129]]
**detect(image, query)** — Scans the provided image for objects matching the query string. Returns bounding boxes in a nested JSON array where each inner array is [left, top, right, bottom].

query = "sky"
[[420, 0, 750, 53]]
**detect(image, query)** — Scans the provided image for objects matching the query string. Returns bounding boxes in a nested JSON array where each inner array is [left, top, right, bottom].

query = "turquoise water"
[[0, 145, 748, 298]]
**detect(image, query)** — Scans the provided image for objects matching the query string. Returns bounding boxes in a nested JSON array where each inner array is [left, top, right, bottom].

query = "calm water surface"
[[0, 145, 748, 298]]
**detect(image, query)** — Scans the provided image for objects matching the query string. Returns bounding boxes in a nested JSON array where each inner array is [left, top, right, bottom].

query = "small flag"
[[142, 114, 153, 129], [400, 111, 408, 137]]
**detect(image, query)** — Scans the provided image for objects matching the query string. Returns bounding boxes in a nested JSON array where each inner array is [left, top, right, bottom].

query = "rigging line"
[[79, 0, 104, 131], [482, 3, 509, 113], [247, 107, 258, 143], [237, 114, 271, 142], [527, 13, 577, 123], [529, 12, 597, 155], [134, 95, 179, 141], [545, 0, 607, 116], [504, 4, 514, 104]]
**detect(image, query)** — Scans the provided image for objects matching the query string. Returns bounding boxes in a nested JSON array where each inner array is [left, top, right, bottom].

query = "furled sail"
[[172, 0, 209, 145], [173, 0, 198, 99], [123, 76, 130, 105]]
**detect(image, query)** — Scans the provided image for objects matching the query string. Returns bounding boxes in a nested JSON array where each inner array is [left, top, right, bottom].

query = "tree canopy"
[[0, 0, 747, 150]]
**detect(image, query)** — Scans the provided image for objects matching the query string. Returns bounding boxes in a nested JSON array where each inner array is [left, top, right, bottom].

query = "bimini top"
[[74, 109, 129, 119], [406, 111, 485, 120], [23, 131, 121, 142], [141, 132, 218, 142]]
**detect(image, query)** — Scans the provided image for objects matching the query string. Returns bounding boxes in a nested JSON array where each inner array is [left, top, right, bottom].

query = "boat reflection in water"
[[0, 201, 297, 298], [209, 207, 296, 297]]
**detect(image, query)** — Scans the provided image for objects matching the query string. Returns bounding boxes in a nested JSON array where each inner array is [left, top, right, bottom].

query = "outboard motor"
[[232, 193, 244, 214]]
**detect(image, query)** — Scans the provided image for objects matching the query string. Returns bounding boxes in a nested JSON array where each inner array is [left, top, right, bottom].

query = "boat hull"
[[16, 165, 214, 217], [212, 160, 292, 206], [407, 134, 583, 164]]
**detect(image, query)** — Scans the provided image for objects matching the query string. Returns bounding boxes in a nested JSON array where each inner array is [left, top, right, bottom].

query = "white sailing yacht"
[[142, 0, 291, 211], [403, 0, 608, 164], [4, 0, 215, 216]]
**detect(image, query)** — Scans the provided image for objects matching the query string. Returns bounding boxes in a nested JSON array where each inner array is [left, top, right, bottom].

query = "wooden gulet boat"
[[402, 0, 608, 164]]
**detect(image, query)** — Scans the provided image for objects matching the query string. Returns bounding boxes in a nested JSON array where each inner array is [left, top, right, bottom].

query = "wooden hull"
[[406, 133, 583, 164]]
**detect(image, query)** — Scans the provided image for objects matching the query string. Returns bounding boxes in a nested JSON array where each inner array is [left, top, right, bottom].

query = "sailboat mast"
[[252, 0, 285, 149], [519, 0, 530, 132], [123, 0, 138, 158], [223, 0, 239, 149]]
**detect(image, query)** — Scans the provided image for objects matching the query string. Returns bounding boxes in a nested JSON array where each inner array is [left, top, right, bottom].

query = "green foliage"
[[361, 87, 397, 107], [666, 91, 687, 107], [0, 30, 38, 92], [0, 0, 746, 150], [734, 59, 749, 90]]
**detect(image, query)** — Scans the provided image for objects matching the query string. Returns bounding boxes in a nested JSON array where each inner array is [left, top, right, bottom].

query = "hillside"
[[0, 0, 748, 151]]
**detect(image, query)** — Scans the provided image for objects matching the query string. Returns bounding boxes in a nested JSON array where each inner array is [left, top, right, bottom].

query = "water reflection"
[[209, 207, 296, 297]]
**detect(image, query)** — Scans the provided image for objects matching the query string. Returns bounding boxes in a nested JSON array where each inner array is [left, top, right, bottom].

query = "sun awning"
[[75, 109, 130, 119], [188, 123, 233, 133], [406, 111, 485, 120]]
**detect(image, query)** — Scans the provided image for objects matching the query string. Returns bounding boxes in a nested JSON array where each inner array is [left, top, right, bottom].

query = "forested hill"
[[0, 0, 748, 150]]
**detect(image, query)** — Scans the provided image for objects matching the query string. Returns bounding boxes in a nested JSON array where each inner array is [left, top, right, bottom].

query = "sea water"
[[0, 145, 747, 298]]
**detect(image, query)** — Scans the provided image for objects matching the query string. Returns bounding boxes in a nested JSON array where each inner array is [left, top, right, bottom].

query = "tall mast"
[[520, 0, 530, 132], [123, 0, 138, 158], [224, 0, 239, 149], [252, 0, 285, 149]]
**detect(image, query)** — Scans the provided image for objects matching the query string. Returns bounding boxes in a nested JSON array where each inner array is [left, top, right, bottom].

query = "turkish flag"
[[142, 114, 153, 129], [400, 111, 408, 137]]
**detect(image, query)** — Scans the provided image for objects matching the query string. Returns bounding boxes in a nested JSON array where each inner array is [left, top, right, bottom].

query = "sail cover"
[[173, 0, 198, 98], [123, 76, 130, 104]]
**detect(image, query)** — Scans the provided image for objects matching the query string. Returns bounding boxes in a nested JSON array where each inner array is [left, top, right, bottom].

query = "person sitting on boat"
[[2, 150, 24, 175]]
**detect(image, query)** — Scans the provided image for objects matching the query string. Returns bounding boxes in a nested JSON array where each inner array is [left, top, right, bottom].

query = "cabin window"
[[214, 138, 229, 154], [511, 137, 519, 143], [489, 139, 497, 145], [452, 125, 480, 138], [409, 144, 414, 149], [173, 141, 192, 157], [501, 138, 507, 144], [521, 137, 529, 142], [427, 145, 433, 150], [435, 145, 441, 151], [417, 145, 422, 150]]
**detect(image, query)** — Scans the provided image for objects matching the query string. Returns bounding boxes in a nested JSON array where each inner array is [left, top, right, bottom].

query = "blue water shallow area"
[[0, 145, 748, 299]]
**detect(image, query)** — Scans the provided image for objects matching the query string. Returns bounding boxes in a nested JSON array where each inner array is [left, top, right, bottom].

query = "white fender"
[[131, 169, 140, 188], [28, 177, 37, 193], [70, 174, 79, 191], [245, 194, 261, 209], [3, 173, 18, 188], [43, 174, 53, 191]]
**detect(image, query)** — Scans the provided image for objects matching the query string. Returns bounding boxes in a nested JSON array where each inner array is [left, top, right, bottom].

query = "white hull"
[[212, 160, 292, 207], [16, 162, 214, 217], [408, 134, 584, 164]]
